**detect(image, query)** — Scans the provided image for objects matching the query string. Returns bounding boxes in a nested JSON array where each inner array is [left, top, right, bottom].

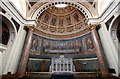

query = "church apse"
[[28, 32, 99, 73]]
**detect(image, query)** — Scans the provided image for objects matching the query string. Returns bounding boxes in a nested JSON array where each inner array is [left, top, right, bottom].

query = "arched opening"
[[109, 16, 120, 75], [0, 14, 16, 74], [110, 16, 120, 50], [22, 4, 107, 77], [0, 15, 16, 46]]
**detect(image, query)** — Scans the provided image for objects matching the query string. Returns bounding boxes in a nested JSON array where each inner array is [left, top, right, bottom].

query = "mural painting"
[[85, 37, 94, 51], [82, 33, 95, 54], [30, 34, 42, 55], [66, 16, 72, 25], [31, 38, 38, 51], [59, 18, 63, 26], [42, 38, 83, 55], [43, 14, 50, 23], [51, 16, 57, 25], [29, 33, 96, 57], [74, 13, 79, 22]]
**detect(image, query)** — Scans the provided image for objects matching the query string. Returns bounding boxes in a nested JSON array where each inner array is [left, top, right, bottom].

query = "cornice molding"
[[88, 1, 119, 24], [0, 0, 37, 26]]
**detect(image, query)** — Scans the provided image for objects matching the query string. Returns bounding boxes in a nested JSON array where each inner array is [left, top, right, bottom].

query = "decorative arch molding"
[[29, 1, 97, 19], [109, 15, 120, 50], [109, 15, 120, 33], [0, 13, 18, 75], [0, 13, 17, 46]]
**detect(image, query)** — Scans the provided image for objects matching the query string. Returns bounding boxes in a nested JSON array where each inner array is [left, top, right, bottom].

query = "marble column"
[[98, 23, 118, 75], [18, 26, 34, 77], [90, 24, 110, 77]]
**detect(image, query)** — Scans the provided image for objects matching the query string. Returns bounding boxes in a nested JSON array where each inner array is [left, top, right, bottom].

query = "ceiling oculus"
[[55, 4, 68, 8]]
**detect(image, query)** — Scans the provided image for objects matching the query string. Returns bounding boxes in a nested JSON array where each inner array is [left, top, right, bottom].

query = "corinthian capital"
[[89, 24, 101, 30], [24, 25, 36, 31]]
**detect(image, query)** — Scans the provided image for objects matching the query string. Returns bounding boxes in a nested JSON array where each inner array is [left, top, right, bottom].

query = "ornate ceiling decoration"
[[27, 1, 97, 19], [37, 6, 88, 35], [25, 1, 97, 39]]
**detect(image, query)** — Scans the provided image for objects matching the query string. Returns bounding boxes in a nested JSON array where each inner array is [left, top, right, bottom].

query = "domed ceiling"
[[37, 6, 88, 35]]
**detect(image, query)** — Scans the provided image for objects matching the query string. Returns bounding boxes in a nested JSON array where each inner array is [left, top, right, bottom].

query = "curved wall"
[[29, 32, 97, 59]]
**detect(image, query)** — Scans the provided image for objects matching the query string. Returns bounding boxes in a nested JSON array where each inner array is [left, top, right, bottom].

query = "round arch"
[[0, 13, 17, 46], [109, 15, 120, 50], [31, 2, 95, 20], [0, 13, 18, 74]]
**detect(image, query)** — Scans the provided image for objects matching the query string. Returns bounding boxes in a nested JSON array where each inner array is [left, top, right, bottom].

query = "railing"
[[50, 57, 75, 72]]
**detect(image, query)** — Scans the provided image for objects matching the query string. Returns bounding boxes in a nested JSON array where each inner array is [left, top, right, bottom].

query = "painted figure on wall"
[[31, 38, 38, 51], [74, 13, 79, 22], [66, 16, 71, 25], [44, 14, 49, 23], [85, 37, 94, 52], [51, 17, 56, 25], [59, 19, 63, 26]]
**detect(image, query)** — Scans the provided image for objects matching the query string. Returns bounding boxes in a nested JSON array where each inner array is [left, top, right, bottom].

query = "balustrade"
[[50, 56, 75, 72]]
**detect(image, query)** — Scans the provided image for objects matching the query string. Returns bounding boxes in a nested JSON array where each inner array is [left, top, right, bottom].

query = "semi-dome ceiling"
[[37, 6, 88, 35]]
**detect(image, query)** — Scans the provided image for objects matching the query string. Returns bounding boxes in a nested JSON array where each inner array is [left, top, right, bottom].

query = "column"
[[2, 24, 27, 74], [90, 24, 110, 77], [67, 63, 69, 71], [56, 63, 57, 71], [99, 23, 118, 75], [9, 25, 26, 74], [18, 26, 34, 77]]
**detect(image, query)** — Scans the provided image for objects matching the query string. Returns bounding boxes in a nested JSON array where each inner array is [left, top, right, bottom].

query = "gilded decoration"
[[37, 6, 87, 35]]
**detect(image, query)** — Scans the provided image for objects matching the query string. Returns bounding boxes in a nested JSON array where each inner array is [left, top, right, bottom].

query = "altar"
[[49, 56, 75, 72]]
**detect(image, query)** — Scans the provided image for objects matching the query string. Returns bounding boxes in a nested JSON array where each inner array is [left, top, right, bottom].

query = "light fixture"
[[55, 4, 68, 8]]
